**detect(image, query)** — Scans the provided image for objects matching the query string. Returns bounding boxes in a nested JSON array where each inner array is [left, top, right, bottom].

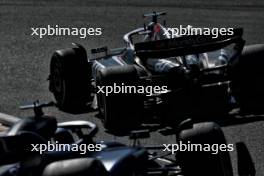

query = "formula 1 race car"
[[0, 101, 257, 176], [48, 12, 264, 134]]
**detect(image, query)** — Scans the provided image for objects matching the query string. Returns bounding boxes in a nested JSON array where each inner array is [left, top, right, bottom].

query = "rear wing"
[[135, 28, 245, 58]]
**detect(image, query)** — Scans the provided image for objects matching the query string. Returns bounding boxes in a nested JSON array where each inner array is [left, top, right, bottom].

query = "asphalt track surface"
[[0, 0, 264, 175]]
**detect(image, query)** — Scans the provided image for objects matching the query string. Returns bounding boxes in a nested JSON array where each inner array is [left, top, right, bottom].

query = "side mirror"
[[177, 121, 233, 176]]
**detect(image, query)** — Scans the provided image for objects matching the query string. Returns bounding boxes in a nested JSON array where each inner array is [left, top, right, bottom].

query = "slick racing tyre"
[[42, 158, 108, 176], [96, 65, 143, 134], [232, 44, 264, 114], [177, 121, 233, 176], [49, 44, 92, 112]]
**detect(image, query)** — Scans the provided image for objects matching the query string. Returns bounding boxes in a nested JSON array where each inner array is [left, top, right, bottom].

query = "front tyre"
[[177, 121, 233, 176], [49, 44, 92, 112]]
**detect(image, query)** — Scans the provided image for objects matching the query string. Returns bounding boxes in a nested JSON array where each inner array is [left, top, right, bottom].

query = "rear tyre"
[[49, 44, 92, 112], [232, 44, 264, 114], [96, 65, 143, 134]]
